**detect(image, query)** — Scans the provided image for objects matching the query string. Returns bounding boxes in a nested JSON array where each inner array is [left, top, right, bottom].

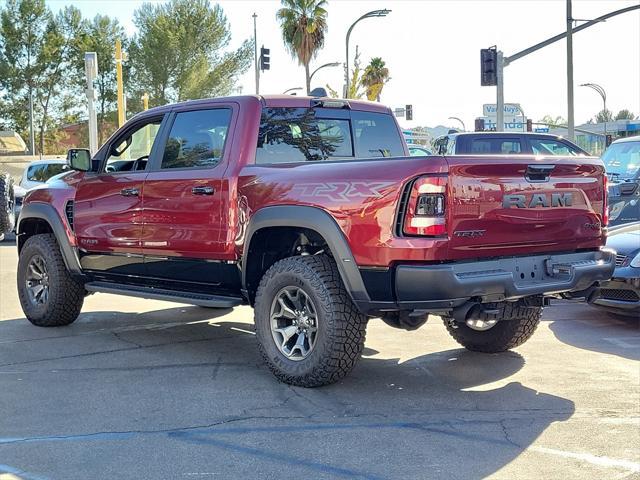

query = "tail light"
[[403, 176, 447, 236], [603, 175, 609, 227]]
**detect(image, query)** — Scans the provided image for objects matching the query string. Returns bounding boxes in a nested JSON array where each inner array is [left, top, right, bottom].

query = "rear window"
[[255, 108, 403, 164], [26, 163, 68, 182], [530, 138, 583, 156], [470, 138, 522, 154]]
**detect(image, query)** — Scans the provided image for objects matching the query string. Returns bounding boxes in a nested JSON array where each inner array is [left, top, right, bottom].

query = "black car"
[[603, 136, 640, 226], [588, 222, 640, 317], [433, 132, 588, 156]]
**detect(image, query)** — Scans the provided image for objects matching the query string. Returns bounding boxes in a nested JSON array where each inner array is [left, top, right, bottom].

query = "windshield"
[[602, 141, 640, 177]]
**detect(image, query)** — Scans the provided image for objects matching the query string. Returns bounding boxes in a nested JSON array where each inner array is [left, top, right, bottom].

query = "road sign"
[[534, 127, 549, 133]]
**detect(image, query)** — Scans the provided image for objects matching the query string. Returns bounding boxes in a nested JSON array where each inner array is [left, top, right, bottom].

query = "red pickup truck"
[[16, 94, 614, 387]]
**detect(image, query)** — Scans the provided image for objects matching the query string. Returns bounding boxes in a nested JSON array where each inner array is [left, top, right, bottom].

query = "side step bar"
[[84, 281, 243, 308]]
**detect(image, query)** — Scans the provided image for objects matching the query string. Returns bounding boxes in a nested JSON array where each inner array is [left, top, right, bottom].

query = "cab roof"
[[141, 94, 391, 116]]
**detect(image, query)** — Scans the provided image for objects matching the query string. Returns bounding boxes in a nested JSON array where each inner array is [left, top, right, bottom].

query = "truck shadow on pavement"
[[0, 308, 575, 480]]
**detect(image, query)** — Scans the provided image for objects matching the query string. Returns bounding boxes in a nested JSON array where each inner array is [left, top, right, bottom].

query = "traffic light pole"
[[496, 3, 639, 138], [496, 51, 504, 132]]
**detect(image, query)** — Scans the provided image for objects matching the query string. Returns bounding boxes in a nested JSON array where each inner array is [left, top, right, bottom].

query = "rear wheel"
[[443, 301, 542, 353], [17, 234, 85, 327], [254, 255, 367, 387]]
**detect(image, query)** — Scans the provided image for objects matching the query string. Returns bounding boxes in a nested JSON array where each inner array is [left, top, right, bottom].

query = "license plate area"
[[513, 257, 548, 285]]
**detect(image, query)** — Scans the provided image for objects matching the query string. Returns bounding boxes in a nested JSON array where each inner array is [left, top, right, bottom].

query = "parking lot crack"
[[112, 331, 144, 348]]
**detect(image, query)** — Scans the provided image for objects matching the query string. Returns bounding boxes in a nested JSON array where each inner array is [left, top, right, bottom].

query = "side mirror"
[[66, 148, 91, 171]]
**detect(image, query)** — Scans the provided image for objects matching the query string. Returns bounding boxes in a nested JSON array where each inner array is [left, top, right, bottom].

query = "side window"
[[161, 109, 231, 169], [530, 139, 581, 156], [351, 111, 404, 158], [105, 119, 162, 173], [256, 108, 353, 164]]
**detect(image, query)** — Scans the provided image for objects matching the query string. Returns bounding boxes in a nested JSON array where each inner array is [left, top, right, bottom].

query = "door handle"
[[120, 187, 140, 197], [191, 186, 215, 195]]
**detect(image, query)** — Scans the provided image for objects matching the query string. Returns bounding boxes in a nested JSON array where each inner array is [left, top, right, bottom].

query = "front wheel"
[[17, 234, 85, 327], [443, 301, 542, 353], [254, 255, 367, 387]]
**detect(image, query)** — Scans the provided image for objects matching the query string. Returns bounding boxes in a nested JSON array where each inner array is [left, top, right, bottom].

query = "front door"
[[73, 115, 165, 277], [141, 105, 238, 294]]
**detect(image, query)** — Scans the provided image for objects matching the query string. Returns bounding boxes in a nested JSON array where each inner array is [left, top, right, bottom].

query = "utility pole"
[[253, 13, 259, 95], [28, 90, 35, 155], [115, 39, 125, 127], [496, 51, 505, 132], [141, 92, 149, 111], [566, 0, 575, 141], [84, 52, 99, 155]]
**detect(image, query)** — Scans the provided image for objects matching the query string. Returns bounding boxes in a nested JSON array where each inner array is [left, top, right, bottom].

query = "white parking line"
[[531, 446, 640, 473]]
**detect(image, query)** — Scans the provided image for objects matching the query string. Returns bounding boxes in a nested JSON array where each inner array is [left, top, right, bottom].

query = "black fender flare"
[[17, 202, 82, 274], [241, 205, 371, 306]]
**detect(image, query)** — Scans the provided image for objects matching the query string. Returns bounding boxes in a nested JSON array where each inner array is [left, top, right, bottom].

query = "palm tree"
[[277, 0, 328, 95], [361, 57, 390, 102]]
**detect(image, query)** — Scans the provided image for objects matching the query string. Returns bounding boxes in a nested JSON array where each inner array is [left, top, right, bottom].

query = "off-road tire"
[[0, 173, 15, 234], [17, 234, 85, 327], [443, 302, 542, 353], [254, 255, 367, 387]]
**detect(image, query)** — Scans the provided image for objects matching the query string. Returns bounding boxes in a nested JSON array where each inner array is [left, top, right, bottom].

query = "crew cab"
[[16, 94, 614, 387], [433, 131, 588, 156]]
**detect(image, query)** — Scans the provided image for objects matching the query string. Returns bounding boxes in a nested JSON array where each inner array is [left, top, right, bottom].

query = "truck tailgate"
[[445, 155, 606, 260]]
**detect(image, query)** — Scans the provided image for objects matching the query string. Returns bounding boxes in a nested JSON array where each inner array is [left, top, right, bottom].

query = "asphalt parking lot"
[[0, 235, 638, 480]]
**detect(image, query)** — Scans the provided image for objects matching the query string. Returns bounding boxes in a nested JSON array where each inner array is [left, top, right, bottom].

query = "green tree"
[[79, 15, 125, 143], [614, 109, 635, 120], [35, 5, 86, 154], [0, 0, 51, 151], [277, 0, 328, 95], [0, 1, 86, 154], [539, 115, 566, 127], [129, 0, 252, 106], [361, 57, 390, 102], [595, 108, 614, 123]]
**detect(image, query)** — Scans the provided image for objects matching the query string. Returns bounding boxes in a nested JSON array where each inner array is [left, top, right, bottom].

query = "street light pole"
[[566, 0, 575, 141], [309, 62, 341, 85], [448, 117, 466, 131], [345, 9, 391, 97], [581, 82, 607, 140]]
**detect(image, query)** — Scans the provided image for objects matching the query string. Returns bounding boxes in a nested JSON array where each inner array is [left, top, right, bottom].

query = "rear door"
[[141, 104, 239, 294], [446, 155, 606, 260], [74, 115, 165, 276]]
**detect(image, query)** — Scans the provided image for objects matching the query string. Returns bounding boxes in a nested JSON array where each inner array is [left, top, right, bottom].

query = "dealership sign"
[[481, 103, 526, 132]]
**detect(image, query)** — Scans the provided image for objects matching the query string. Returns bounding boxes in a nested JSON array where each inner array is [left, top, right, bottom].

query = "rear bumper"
[[358, 249, 615, 313]]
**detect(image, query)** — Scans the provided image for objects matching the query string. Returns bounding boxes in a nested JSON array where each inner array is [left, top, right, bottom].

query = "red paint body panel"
[[74, 172, 146, 254]]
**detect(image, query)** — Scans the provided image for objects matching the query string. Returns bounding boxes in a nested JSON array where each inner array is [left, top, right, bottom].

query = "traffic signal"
[[480, 47, 497, 86], [475, 118, 485, 132], [526, 119, 532, 132], [405, 104, 413, 121], [260, 46, 270, 71]]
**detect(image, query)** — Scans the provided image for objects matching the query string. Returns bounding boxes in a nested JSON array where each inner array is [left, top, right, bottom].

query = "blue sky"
[[44, 0, 640, 129]]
